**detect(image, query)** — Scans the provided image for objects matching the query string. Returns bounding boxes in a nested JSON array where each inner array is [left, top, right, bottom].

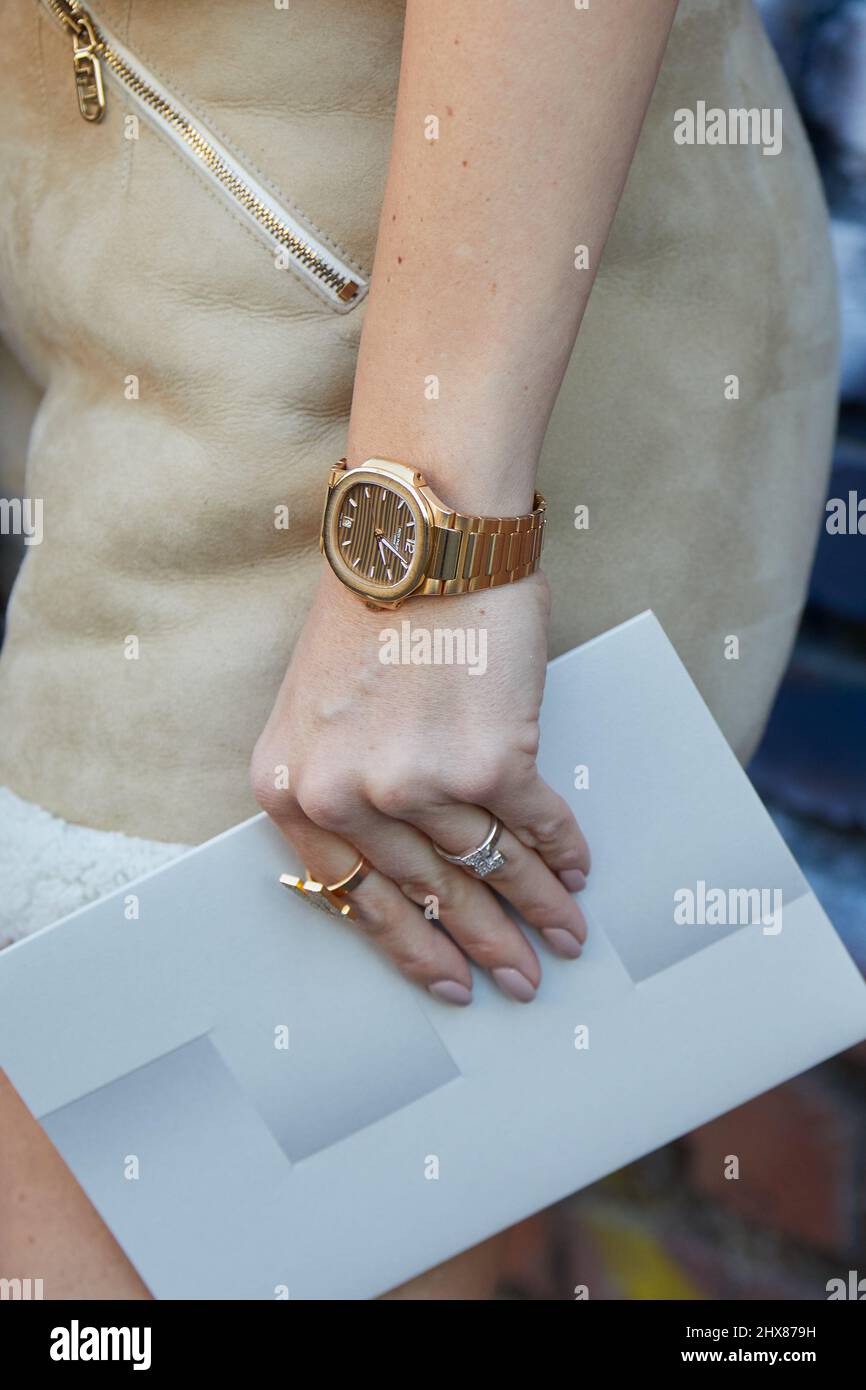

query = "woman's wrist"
[[315, 556, 551, 636], [342, 433, 539, 517]]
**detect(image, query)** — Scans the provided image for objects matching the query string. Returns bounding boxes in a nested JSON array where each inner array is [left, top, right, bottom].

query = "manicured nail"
[[541, 927, 582, 959], [428, 980, 473, 1006], [559, 868, 587, 893], [572, 905, 589, 945], [492, 966, 537, 1003]]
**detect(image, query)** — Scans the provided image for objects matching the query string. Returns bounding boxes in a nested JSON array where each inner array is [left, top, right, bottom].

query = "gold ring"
[[306, 856, 371, 897], [280, 854, 371, 922]]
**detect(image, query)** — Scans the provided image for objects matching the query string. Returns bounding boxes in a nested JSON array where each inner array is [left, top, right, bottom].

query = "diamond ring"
[[432, 815, 507, 879]]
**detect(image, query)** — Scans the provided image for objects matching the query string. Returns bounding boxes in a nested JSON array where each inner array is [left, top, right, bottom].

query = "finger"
[[488, 772, 590, 888], [345, 802, 542, 1003], [264, 795, 475, 1003], [416, 804, 587, 959]]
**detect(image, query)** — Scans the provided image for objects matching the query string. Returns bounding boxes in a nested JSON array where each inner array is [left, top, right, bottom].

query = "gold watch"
[[319, 458, 546, 609]]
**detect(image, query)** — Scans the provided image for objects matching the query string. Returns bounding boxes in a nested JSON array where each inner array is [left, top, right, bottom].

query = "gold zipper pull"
[[69, 9, 106, 122]]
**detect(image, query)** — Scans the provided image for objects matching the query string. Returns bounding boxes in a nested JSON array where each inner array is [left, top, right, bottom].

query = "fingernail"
[[572, 905, 589, 945], [492, 966, 537, 1003], [559, 868, 587, 893], [541, 927, 582, 960], [428, 980, 473, 1007]]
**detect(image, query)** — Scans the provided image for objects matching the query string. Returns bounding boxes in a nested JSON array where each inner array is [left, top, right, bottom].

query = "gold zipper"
[[42, 0, 363, 306]]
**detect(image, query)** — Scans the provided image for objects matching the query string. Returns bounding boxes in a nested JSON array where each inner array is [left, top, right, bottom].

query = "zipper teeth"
[[44, 1, 360, 303], [98, 45, 357, 297], [45, 0, 73, 23]]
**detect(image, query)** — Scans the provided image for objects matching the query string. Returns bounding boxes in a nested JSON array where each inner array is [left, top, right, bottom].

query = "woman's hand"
[[249, 0, 678, 1009], [251, 568, 590, 1004]]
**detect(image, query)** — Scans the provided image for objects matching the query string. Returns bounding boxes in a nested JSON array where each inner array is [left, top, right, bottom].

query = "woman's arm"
[[253, 1, 679, 1008], [347, 0, 679, 513]]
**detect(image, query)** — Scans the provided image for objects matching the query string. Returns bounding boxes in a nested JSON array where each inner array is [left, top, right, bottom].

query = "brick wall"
[[499, 1043, 866, 1300]]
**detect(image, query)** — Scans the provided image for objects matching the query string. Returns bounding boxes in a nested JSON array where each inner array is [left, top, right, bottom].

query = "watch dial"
[[334, 481, 418, 590]]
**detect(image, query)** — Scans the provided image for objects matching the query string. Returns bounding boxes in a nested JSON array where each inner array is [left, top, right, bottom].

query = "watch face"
[[322, 467, 430, 601]]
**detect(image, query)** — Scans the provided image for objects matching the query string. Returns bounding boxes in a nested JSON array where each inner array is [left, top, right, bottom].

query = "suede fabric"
[[0, 0, 838, 844]]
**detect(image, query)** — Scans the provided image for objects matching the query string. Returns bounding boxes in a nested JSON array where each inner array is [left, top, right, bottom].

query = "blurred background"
[[0, 0, 863, 1302], [500, 0, 866, 1300]]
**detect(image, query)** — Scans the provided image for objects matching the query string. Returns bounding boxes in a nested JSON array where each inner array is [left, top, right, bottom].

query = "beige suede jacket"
[[0, 0, 838, 844]]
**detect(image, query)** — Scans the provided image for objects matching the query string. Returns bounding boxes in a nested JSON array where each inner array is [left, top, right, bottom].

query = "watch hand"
[[379, 538, 410, 569]]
